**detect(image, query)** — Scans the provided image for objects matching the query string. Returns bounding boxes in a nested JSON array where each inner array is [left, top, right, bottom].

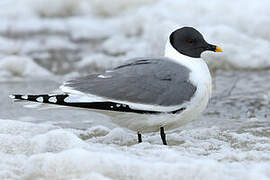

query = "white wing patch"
[[48, 97, 57, 103], [36, 97, 43, 102], [22, 95, 28, 100], [9, 95, 15, 99], [97, 74, 112, 79]]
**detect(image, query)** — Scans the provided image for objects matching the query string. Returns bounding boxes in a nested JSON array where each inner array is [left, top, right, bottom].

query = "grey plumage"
[[63, 58, 197, 106]]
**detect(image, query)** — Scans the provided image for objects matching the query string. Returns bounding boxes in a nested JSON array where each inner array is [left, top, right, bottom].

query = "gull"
[[10, 27, 222, 145]]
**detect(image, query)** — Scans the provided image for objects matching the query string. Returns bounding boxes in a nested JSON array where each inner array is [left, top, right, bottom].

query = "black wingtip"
[[9, 94, 25, 100], [9, 94, 186, 114], [9, 94, 69, 104]]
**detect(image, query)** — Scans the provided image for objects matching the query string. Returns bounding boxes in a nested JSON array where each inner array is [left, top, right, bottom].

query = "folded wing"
[[61, 58, 197, 111]]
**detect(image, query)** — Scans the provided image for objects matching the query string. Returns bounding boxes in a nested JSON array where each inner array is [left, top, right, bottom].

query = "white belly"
[[105, 86, 210, 133], [101, 60, 212, 133]]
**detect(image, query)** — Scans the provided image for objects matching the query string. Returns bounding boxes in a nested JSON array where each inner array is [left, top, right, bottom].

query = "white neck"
[[164, 39, 212, 120], [164, 40, 204, 67], [164, 40, 212, 88]]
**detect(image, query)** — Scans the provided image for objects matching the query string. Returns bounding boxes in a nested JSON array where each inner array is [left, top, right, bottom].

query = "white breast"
[[163, 41, 212, 128]]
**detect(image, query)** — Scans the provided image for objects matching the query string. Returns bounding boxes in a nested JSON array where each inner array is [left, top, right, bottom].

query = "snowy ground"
[[1, 0, 270, 179]]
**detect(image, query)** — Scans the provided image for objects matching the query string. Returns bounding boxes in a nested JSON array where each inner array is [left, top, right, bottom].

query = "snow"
[[0, 0, 270, 79], [29, 0, 80, 17], [1, 0, 270, 179], [2, 70, 270, 178], [0, 56, 52, 80], [0, 119, 270, 179]]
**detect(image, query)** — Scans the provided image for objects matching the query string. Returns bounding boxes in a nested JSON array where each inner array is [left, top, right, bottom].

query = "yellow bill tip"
[[215, 46, 223, 52]]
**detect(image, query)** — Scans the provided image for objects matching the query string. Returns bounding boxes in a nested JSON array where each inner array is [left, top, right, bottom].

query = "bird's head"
[[168, 27, 222, 58]]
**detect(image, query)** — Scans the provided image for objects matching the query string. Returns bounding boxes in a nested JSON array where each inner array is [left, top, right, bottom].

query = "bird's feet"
[[160, 127, 167, 145], [137, 132, 142, 143], [137, 127, 167, 145]]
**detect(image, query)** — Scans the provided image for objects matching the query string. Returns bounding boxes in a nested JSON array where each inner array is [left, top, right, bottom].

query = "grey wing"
[[62, 58, 197, 106]]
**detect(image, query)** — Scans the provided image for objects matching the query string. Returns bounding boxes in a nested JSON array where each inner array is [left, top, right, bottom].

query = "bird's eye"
[[186, 39, 194, 44]]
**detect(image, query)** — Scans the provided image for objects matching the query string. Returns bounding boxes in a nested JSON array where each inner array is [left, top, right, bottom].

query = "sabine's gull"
[[10, 27, 222, 145]]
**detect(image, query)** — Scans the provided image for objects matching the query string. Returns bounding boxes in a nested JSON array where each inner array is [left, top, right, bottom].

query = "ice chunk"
[[0, 56, 52, 78]]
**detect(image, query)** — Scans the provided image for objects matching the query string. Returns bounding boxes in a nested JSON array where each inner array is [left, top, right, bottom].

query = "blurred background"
[[1, 0, 270, 179], [1, 0, 270, 79]]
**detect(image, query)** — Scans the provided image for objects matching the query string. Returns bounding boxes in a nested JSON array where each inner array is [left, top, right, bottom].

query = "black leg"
[[160, 127, 167, 145], [137, 132, 142, 143]]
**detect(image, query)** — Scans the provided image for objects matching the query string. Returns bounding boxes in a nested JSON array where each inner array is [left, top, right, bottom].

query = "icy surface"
[[1, 0, 270, 179], [1, 71, 270, 179], [0, 116, 270, 180], [0, 55, 52, 80]]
